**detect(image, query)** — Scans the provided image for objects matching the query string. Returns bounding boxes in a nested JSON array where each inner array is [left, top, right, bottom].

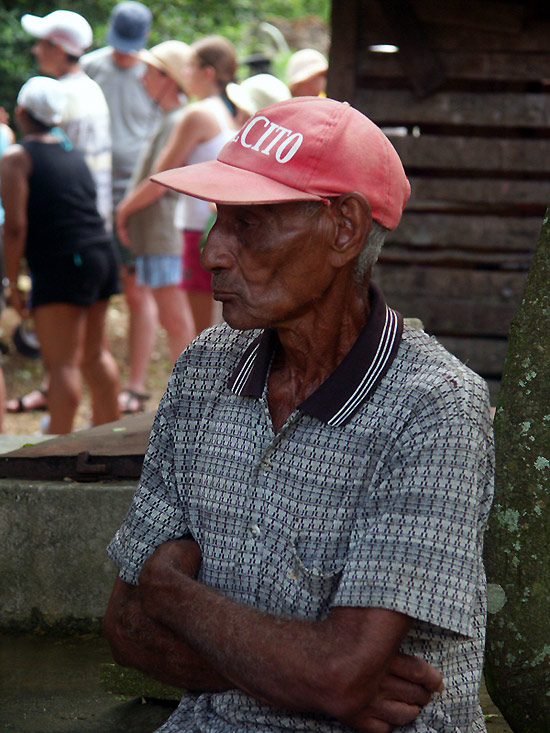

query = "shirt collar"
[[227, 283, 403, 427]]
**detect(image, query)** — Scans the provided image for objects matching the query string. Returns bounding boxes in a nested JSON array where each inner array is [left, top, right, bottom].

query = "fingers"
[[388, 652, 444, 693], [378, 672, 433, 707], [346, 700, 420, 732]]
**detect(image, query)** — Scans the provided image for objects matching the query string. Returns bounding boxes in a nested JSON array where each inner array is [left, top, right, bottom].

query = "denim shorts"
[[135, 255, 182, 288]]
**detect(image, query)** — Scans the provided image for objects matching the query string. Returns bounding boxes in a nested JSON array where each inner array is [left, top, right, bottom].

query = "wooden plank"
[[327, 0, 358, 102], [354, 89, 550, 127], [373, 264, 527, 300], [371, 0, 445, 97], [390, 136, 550, 174], [425, 23, 550, 53], [436, 335, 509, 375], [412, 0, 524, 33], [378, 247, 532, 270], [408, 176, 550, 210], [358, 50, 550, 83], [359, 14, 550, 53], [407, 178, 550, 207], [379, 291, 517, 336], [374, 264, 525, 336], [390, 213, 542, 251]]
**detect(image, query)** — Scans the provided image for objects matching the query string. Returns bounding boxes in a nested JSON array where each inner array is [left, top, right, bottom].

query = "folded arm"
[[105, 538, 443, 731]]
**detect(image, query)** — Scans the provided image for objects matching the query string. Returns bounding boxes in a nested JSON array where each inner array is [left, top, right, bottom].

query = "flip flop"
[[6, 388, 48, 414], [118, 388, 150, 415]]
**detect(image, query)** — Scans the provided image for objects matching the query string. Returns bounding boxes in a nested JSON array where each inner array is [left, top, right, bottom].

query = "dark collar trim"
[[325, 306, 401, 426], [227, 284, 403, 426]]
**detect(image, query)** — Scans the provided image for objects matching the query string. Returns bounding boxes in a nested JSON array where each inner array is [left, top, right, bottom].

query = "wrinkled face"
[[32, 39, 65, 77], [201, 200, 334, 331]]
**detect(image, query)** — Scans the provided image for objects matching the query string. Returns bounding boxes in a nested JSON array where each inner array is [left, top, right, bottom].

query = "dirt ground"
[[0, 294, 172, 436]]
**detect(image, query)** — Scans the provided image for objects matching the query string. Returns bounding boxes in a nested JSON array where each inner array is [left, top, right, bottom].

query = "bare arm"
[[131, 538, 443, 731], [1, 144, 31, 319], [104, 538, 230, 691], [115, 105, 218, 246]]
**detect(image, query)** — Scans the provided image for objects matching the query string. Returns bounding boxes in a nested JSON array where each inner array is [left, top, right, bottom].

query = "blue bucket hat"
[[107, 1, 152, 53]]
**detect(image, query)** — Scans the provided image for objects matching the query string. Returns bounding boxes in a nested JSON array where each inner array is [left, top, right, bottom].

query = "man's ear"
[[327, 192, 372, 267]]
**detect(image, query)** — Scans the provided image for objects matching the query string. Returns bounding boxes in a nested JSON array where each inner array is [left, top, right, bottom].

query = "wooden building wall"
[[328, 0, 550, 400]]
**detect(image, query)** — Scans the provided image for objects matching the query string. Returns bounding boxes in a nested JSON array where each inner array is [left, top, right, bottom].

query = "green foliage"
[[0, 0, 330, 115]]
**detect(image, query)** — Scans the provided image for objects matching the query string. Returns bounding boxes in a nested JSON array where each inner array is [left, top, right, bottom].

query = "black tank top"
[[21, 139, 110, 270]]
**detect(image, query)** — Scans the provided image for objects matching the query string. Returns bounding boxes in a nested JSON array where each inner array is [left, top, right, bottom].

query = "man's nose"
[[200, 228, 232, 272]]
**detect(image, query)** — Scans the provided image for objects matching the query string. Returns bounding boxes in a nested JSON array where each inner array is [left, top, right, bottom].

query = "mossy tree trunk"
[[484, 208, 550, 730]]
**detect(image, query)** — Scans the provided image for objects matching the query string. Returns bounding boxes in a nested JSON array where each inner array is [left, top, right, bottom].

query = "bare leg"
[[187, 290, 216, 336], [152, 285, 195, 363], [33, 303, 86, 434], [0, 367, 6, 432], [81, 299, 120, 426], [121, 267, 158, 395]]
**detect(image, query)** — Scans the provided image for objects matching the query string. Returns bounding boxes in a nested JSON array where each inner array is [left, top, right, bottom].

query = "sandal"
[[6, 388, 48, 413], [118, 388, 150, 415]]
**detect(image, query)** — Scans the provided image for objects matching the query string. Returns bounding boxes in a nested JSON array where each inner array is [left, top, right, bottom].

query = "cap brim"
[[151, 160, 323, 206], [107, 27, 147, 53], [225, 83, 253, 116], [21, 14, 47, 39]]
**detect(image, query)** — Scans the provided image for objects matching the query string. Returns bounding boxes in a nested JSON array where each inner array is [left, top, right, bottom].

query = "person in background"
[[82, 1, 161, 415], [286, 47, 328, 97], [226, 72, 291, 126], [1, 77, 120, 434], [122, 41, 195, 367], [117, 35, 238, 337], [9, 9, 112, 415], [0, 110, 14, 431], [21, 9, 112, 225]]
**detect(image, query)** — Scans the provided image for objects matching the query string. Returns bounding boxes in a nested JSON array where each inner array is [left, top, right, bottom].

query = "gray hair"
[[354, 220, 389, 281], [296, 200, 389, 281]]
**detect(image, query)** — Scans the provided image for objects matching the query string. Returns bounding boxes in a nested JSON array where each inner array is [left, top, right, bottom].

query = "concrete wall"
[[0, 479, 137, 631]]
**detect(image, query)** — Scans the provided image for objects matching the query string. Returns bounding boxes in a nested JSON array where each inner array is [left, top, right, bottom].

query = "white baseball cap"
[[17, 76, 68, 127], [226, 74, 291, 117], [21, 10, 93, 57]]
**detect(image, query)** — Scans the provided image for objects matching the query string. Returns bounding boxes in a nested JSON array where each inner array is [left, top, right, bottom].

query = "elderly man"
[[104, 97, 494, 732]]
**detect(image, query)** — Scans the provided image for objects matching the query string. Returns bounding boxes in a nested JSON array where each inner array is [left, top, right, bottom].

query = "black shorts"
[[30, 241, 121, 309]]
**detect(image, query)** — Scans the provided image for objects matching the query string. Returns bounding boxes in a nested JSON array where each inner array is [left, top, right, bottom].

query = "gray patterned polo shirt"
[[108, 284, 494, 733]]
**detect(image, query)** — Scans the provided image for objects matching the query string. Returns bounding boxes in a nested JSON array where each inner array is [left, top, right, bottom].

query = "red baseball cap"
[[152, 96, 410, 230]]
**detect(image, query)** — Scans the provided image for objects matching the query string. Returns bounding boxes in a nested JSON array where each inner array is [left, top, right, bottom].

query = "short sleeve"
[[107, 388, 190, 585], [332, 386, 494, 637]]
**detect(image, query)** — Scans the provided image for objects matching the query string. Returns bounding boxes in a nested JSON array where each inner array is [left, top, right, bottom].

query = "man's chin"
[[221, 305, 265, 332]]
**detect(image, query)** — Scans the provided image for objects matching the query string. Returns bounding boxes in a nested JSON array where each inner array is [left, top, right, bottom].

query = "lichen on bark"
[[484, 208, 550, 730]]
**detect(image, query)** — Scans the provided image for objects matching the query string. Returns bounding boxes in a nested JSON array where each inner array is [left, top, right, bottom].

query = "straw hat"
[[286, 48, 328, 87], [226, 74, 291, 116], [139, 40, 191, 92]]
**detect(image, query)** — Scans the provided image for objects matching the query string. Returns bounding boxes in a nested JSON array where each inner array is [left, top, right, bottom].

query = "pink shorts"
[[180, 229, 212, 293]]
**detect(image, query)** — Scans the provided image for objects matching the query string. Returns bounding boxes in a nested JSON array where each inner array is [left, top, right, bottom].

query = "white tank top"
[[174, 98, 235, 231]]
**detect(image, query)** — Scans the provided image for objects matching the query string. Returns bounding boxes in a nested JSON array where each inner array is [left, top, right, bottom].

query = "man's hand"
[[138, 538, 202, 624], [341, 652, 444, 732]]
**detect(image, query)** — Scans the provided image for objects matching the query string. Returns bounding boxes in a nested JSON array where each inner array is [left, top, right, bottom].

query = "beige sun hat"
[[286, 48, 328, 87], [139, 40, 191, 92], [226, 74, 291, 116]]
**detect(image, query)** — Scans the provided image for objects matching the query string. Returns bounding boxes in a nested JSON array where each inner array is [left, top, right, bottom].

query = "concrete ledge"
[[0, 479, 137, 631]]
